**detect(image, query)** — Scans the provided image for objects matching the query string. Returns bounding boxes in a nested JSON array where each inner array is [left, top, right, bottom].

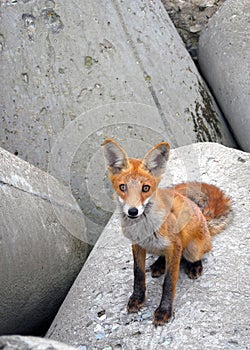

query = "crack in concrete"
[[0, 179, 81, 214]]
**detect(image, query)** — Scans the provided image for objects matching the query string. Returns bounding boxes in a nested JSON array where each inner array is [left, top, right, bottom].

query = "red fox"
[[103, 139, 231, 326]]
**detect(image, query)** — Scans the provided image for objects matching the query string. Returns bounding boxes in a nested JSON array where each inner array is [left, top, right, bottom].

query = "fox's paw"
[[153, 307, 172, 326], [185, 260, 203, 279], [127, 294, 145, 313], [150, 255, 166, 278]]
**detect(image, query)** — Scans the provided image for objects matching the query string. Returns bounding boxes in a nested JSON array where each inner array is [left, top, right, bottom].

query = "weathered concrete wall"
[[199, 0, 250, 152], [47, 143, 249, 350], [0, 336, 78, 350], [0, 147, 87, 335], [0, 0, 236, 244]]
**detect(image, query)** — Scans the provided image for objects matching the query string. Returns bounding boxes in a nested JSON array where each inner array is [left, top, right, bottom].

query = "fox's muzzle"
[[127, 207, 139, 218]]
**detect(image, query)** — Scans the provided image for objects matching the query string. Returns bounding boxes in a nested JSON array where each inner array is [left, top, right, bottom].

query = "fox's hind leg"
[[183, 220, 212, 279], [184, 259, 203, 279], [150, 255, 166, 278]]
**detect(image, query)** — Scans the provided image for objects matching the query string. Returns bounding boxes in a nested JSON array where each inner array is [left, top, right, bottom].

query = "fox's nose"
[[128, 207, 138, 217]]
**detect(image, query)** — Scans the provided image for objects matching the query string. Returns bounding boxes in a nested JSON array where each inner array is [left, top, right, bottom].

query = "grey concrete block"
[[198, 0, 250, 151], [0, 0, 236, 244], [47, 143, 250, 350], [0, 335, 78, 350], [0, 147, 87, 335]]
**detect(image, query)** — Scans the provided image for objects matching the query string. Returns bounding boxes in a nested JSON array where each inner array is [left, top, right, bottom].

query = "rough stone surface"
[[162, 0, 226, 61], [0, 147, 87, 335], [0, 0, 236, 244], [198, 0, 250, 152], [0, 336, 78, 350], [47, 143, 250, 350]]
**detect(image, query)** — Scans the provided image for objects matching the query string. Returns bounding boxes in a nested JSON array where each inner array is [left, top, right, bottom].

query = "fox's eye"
[[142, 185, 150, 193], [119, 184, 127, 192]]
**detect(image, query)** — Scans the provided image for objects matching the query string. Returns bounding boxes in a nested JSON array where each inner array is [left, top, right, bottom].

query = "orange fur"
[[173, 182, 231, 235], [103, 139, 231, 326]]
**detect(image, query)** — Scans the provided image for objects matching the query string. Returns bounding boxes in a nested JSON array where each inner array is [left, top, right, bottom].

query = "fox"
[[103, 139, 231, 326]]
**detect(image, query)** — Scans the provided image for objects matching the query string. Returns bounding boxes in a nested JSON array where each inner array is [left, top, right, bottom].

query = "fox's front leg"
[[154, 242, 182, 326], [127, 244, 146, 313]]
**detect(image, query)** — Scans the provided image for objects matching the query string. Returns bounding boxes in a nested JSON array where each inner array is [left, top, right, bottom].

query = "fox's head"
[[103, 139, 170, 219]]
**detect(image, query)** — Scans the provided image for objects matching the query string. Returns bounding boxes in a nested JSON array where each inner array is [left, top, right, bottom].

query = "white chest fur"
[[120, 206, 170, 254]]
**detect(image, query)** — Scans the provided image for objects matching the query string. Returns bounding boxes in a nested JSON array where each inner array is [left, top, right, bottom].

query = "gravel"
[[161, 0, 226, 61]]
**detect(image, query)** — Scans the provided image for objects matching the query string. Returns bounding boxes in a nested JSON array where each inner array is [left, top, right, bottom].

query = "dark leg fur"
[[185, 259, 203, 279], [154, 242, 182, 326], [150, 255, 166, 278], [127, 244, 146, 313], [153, 270, 173, 326]]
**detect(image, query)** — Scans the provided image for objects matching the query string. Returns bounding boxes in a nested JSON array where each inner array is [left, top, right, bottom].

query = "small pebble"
[[189, 24, 203, 33], [95, 332, 105, 340], [97, 309, 106, 318], [199, 0, 215, 8], [95, 292, 103, 300], [142, 310, 152, 319], [99, 314, 107, 321], [94, 324, 106, 340], [112, 323, 120, 331]]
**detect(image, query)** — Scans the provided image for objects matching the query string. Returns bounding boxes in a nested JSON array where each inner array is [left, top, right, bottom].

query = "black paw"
[[185, 260, 203, 279], [153, 307, 172, 326], [127, 294, 145, 313], [150, 255, 166, 278]]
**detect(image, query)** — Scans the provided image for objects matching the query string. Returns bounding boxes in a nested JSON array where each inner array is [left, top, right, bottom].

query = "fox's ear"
[[103, 139, 129, 175], [142, 142, 170, 177]]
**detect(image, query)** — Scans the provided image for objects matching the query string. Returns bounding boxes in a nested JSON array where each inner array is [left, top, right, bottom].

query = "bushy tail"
[[173, 182, 231, 236]]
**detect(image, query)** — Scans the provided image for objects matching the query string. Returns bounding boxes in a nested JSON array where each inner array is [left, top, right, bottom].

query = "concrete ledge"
[[0, 336, 77, 350], [198, 0, 250, 151], [47, 143, 249, 349], [0, 147, 87, 335]]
